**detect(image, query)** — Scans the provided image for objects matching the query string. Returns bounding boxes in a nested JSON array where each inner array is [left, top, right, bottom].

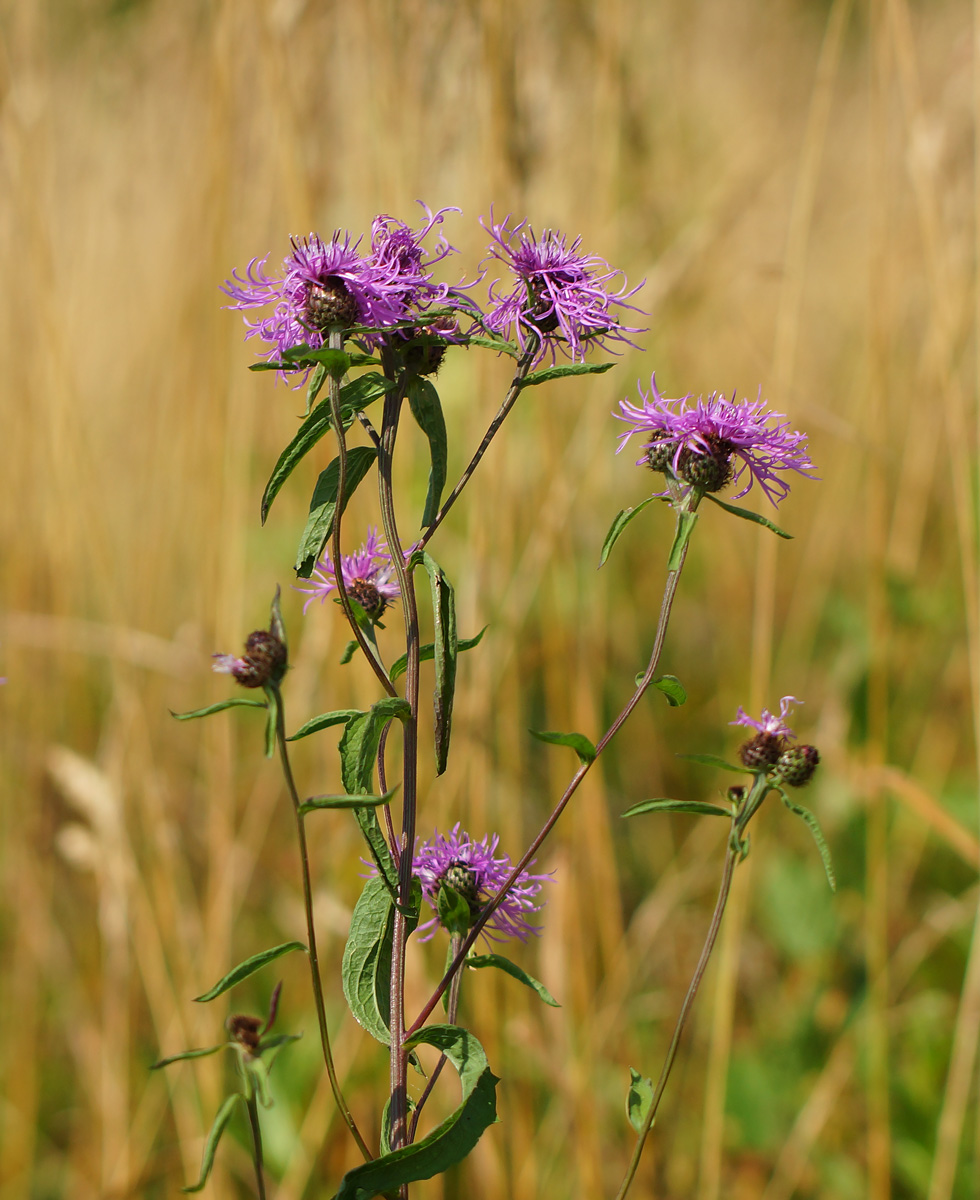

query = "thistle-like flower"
[[296, 527, 400, 621], [731, 696, 800, 769], [617, 376, 816, 506], [213, 629, 287, 689], [481, 212, 644, 363], [411, 823, 552, 943], [222, 206, 461, 365]]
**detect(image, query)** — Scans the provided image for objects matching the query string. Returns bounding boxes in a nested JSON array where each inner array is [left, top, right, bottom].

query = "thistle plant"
[[155, 204, 831, 1199]]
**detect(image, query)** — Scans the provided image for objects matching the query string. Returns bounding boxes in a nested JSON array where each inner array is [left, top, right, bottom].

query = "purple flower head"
[[616, 376, 817, 506], [296, 527, 400, 621], [481, 212, 644, 363], [731, 696, 802, 741], [213, 629, 287, 689], [222, 206, 463, 369], [411, 823, 552, 943]]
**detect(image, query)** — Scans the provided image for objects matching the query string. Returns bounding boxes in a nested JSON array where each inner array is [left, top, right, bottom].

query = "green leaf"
[[263, 684, 278, 759], [406, 377, 448, 527], [465, 334, 520, 357], [287, 708, 362, 742], [529, 728, 596, 765], [170, 697, 267, 721], [151, 1044, 225, 1070], [622, 799, 732, 819], [341, 876, 420, 1044], [334, 1025, 499, 1200], [340, 639, 358, 665], [677, 752, 755, 774], [339, 699, 412, 796], [303, 362, 327, 416], [299, 786, 398, 815], [436, 884, 472, 937], [281, 344, 352, 374], [519, 361, 615, 387], [414, 553, 458, 776], [260, 374, 391, 523], [667, 509, 699, 571], [599, 496, 659, 567], [181, 1093, 242, 1193], [466, 953, 560, 1007], [776, 787, 837, 891], [194, 942, 307, 1003], [627, 1068, 655, 1134], [653, 674, 686, 706], [704, 492, 793, 538], [389, 626, 487, 684], [292, 446, 379, 577]]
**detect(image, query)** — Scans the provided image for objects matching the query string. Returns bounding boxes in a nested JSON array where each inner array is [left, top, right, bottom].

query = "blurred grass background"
[[1, 0, 978, 1196]]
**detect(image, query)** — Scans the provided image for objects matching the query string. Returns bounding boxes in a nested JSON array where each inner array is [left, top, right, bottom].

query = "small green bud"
[[772, 744, 820, 787]]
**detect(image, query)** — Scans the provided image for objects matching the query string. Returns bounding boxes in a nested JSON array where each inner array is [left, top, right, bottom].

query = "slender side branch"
[[272, 688, 373, 1162], [408, 506, 695, 1036]]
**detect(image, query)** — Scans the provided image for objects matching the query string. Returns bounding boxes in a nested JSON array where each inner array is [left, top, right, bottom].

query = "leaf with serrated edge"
[[677, 752, 755, 774], [777, 787, 837, 891], [181, 1094, 241, 1193], [627, 1068, 655, 1134], [704, 492, 793, 538], [622, 799, 732, 819], [151, 1044, 225, 1070], [170, 698, 267, 721], [194, 942, 307, 1003], [599, 496, 658, 567], [334, 1025, 498, 1200], [529, 728, 596, 764], [467, 953, 560, 1007]]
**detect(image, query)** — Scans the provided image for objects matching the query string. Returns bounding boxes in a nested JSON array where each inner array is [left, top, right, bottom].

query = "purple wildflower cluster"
[[411, 824, 551, 943], [617, 376, 816, 506], [482, 212, 644, 363], [732, 695, 801, 741], [296, 527, 400, 622]]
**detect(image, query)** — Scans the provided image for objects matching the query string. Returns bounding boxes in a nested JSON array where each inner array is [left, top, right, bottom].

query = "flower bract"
[[411, 823, 551, 943], [481, 212, 644, 363], [296, 527, 400, 621], [617, 376, 816, 506]]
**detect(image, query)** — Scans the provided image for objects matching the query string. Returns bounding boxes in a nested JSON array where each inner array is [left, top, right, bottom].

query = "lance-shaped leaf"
[[170, 697, 267, 721], [466, 953, 560, 1007], [436, 884, 472, 938], [341, 876, 420, 1044], [151, 1043, 226, 1070], [653, 674, 686, 706], [519, 361, 614, 387], [406, 377, 448, 528], [704, 492, 793, 539], [627, 1068, 655, 1135], [667, 509, 698, 571], [194, 942, 307, 1003], [389, 626, 487, 684], [465, 334, 520, 357], [333, 1025, 499, 1200], [182, 1093, 242, 1194], [677, 752, 755, 775], [381, 1095, 417, 1157], [299, 786, 398, 815], [622, 799, 732, 819], [339, 698, 412, 795], [303, 362, 328, 416], [529, 728, 596, 765], [260, 374, 392, 523], [263, 684, 278, 759], [776, 786, 837, 891], [414, 553, 457, 776], [288, 708, 362, 742], [293, 445, 379, 578], [281, 344, 352, 372], [599, 496, 659, 567]]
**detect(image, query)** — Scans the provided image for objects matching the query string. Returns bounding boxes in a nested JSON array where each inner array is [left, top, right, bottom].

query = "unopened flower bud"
[[306, 277, 359, 332], [727, 785, 746, 807], [213, 628, 287, 688], [772, 744, 820, 787], [443, 860, 481, 917], [227, 1014, 263, 1054], [646, 440, 675, 472], [739, 731, 784, 769]]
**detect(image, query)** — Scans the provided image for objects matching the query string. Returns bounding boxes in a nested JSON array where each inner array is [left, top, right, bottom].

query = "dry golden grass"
[[1, 0, 979, 1196]]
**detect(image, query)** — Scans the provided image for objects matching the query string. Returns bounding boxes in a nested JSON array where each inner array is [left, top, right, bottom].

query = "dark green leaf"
[[599, 497, 659, 567], [627, 1068, 655, 1134], [667, 509, 699, 571], [465, 334, 520, 357], [170, 697, 267, 721], [340, 639, 358, 665], [151, 1044, 225, 1070], [776, 787, 837, 892], [529, 728, 596, 765], [389, 626, 487, 684], [181, 1094, 241, 1193], [292, 446, 378, 577], [677, 752, 755, 774], [466, 953, 560, 1007], [334, 1025, 499, 1200], [299, 786, 398, 814], [415, 553, 457, 776], [406, 377, 448, 527], [287, 708, 362, 742], [653, 674, 686, 706], [282, 344, 351, 374], [339, 699, 412, 795], [704, 492, 793, 538], [436, 884, 472, 937], [194, 942, 307, 1003], [622, 799, 732, 819], [304, 362, 327, 416], [520, 361, 615, 387]]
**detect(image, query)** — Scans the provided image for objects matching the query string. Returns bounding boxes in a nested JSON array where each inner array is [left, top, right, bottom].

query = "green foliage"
[[626, 1068, 654, 1134], [529, 728, 597, 764], [170, 697, 266, 721], [622, 798, 731, 819], [519, 361, 614, 387], [389, 626, 487, 683], [193, 942, 307, 1003], [406, 377, 448, 527], [298, 786, 398, 814], [181, 1094, 242, 1193], [413, 552, 458, 775], [287, 708, 362, 741], [341, 877, 420, 1044], [652, 674, 686, 706], [599, 496, 659, 566], [703, 492, 792, 538], [667, 510, 698, 571], [293, 446, 379, 577], [466, 953, 560, 1007]]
